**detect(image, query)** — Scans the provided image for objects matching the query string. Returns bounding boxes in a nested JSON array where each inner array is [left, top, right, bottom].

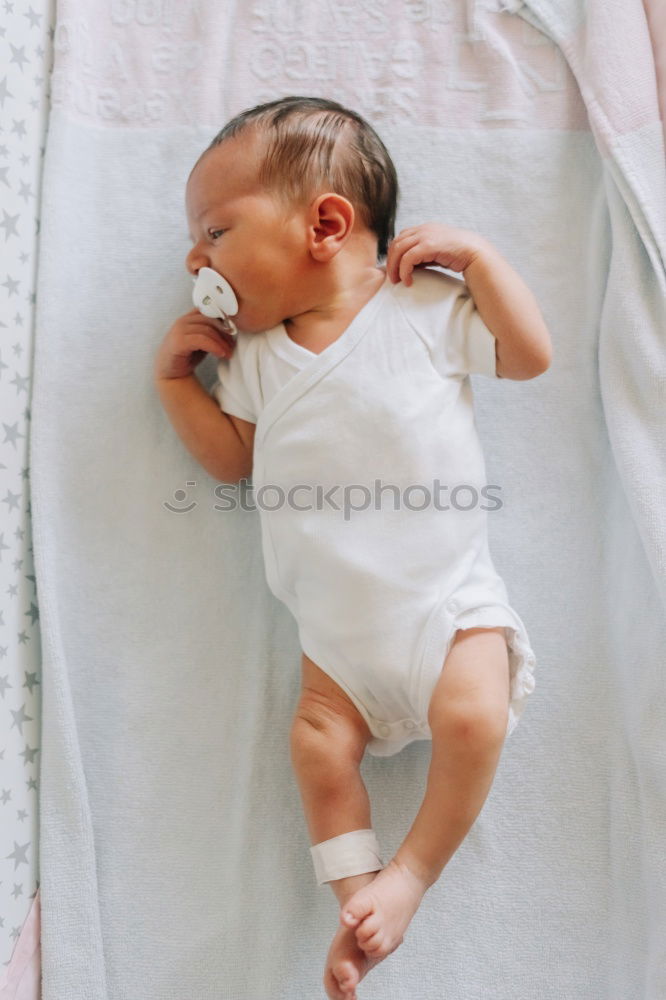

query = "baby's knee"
[[290, 693, 370, 775], [430, 696, 508, 749]]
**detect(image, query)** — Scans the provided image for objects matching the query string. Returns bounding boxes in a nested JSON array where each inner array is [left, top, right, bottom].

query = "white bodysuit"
[[211, 267, 536, 757]]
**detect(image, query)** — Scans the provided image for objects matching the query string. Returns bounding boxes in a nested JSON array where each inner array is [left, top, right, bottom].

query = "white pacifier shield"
[[192, 266, 239, 320]]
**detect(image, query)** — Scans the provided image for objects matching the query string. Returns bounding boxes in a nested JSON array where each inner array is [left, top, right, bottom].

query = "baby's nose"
[[185, 253, 201, 277], [185, 244, 204, 273]]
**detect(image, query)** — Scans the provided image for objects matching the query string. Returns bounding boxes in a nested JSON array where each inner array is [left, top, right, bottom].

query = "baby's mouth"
[[191, 267, 239, 336]]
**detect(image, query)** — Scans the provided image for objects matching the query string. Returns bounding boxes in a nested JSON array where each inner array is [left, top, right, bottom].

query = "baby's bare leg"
[[290, 652, 388, 1000], [393, 625, 510, 886], [290, 653, 379, 903], [340, 626, 510, 959]]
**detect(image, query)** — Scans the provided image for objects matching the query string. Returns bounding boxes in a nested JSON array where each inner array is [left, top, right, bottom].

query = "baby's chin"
[[237, 293, 316, 335], [233, 307, 285, 336], [234, 319, 282, 337]]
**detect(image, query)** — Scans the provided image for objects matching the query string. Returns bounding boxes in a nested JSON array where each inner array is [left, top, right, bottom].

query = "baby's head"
[[185, 96, 399, 334]]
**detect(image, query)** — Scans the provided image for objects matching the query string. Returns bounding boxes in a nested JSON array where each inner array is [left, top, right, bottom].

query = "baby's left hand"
[[386, 223, 491, 286]]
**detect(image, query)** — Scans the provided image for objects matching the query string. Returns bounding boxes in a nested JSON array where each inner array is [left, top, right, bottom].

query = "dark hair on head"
[[203, 96, 399, 260]]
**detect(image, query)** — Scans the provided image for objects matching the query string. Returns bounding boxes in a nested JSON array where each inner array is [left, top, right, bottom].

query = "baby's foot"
[[339, 857, 428, 959], [323, 921, 385, 1000]]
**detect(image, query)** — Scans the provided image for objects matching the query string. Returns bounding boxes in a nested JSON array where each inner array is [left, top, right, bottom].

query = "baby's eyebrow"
[[187, 207, 212, 242]]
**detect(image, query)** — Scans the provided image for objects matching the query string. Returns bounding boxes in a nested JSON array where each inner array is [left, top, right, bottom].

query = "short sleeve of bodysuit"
[[210, 337, 258, 424], [408, 268, 499, 380]]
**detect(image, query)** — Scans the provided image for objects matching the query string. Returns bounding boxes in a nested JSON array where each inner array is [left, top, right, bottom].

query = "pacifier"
[[191, 266, 239, 337]]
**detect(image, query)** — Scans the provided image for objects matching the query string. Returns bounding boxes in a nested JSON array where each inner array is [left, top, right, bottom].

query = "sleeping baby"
[[154, 95, 551, 1000]]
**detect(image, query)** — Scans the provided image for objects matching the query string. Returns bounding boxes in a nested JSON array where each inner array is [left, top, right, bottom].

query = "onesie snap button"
[[377, 723, 391, 737], [403, 720, 417, 730]]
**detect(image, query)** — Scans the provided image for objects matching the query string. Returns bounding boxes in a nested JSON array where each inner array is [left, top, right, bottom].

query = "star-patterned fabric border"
[[0, 0, 54, 976]]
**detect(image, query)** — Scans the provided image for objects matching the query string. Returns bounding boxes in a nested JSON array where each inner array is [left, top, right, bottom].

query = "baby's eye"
[[209, 229, 225, 240]]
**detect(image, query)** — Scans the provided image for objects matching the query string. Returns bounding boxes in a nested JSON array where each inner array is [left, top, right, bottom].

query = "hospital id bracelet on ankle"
[[310, 828, 385, 885]]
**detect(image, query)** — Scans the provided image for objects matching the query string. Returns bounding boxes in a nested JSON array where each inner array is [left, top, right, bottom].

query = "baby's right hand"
[[154, 307, 236, 381]]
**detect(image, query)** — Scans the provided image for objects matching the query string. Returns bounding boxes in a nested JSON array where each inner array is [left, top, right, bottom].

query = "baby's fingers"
[[189, 330, 233, 359], [387, 233, 421, 284], [187, 314, 236, 351], [398, 244, 437, 286]]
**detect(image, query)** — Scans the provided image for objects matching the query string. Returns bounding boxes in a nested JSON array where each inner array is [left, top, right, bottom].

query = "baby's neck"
[[284, 265, 386, 353]]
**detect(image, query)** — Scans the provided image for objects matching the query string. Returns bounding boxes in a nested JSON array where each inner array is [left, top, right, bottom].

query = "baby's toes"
[[324, 962, 356, 1000], [361, 930, 389, 958], [331, 959, 359, 998], [355, 915, 381, 947], [361, 926, 406, 960], [340, 887, 375, 930], [324, 964, 355, 1000]]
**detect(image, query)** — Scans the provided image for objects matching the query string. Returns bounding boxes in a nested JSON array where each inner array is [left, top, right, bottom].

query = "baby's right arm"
[[154, 308, 254, 484]]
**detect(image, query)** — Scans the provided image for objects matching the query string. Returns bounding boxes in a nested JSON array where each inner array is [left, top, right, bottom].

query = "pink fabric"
[[0, 892, 41, 1000], [531, 0, 662, 158], [50, 0, 591, 131], [643, 0, 666, 134]]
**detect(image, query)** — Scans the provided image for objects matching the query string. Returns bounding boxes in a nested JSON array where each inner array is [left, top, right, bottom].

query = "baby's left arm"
[[387, 223, 552, 380]]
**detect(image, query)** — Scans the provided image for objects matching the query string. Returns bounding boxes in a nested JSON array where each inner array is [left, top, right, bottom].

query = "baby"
[[154, 96, 551, 999]]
